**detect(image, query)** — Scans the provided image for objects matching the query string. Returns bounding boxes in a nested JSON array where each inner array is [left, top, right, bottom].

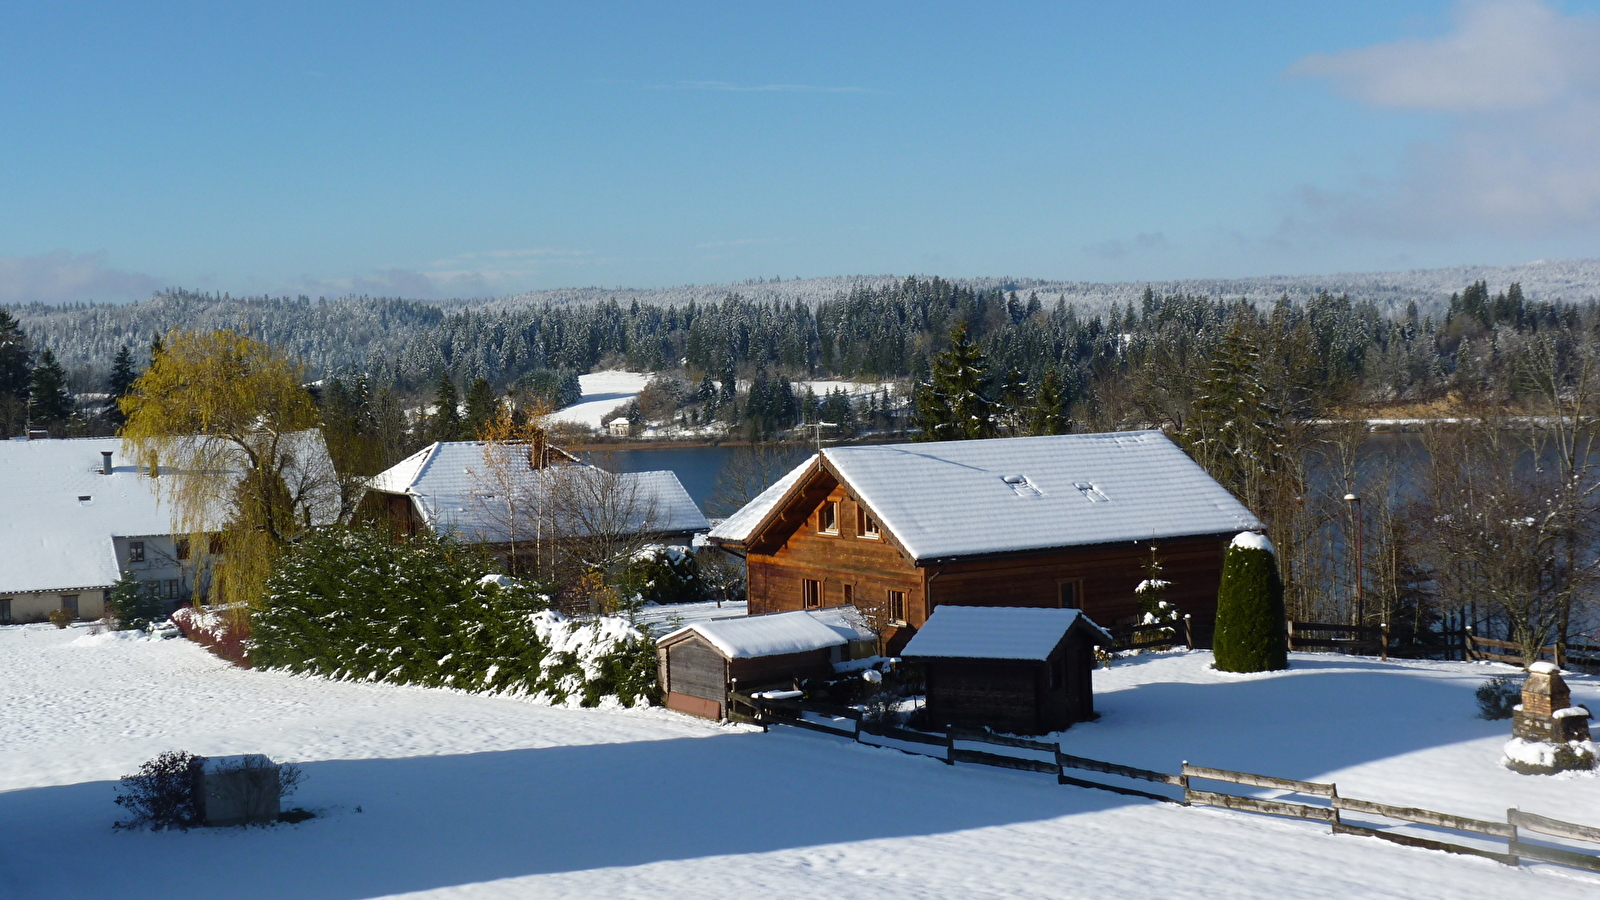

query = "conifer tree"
[[1213, 533, 1288, 672], [28, 348, 74, 430], [105, 344, 139, 428], [1028, 370, 1071, 435], [462, 376, 498, 438], [0, 310, 31, 437], [913, 323, 997, 441], [1179, 316, 1286, 513], [428, 373, 463, 443]]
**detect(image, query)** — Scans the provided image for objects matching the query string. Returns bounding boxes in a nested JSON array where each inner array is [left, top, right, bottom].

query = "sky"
[[4, 0, 1600, 304]]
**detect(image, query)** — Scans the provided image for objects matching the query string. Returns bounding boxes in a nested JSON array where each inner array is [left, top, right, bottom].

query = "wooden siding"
[[926, 534, 1229, 636], [661, 633, 727, 703], [918, 626, 1100, 734], [727, 648, 835, 689]]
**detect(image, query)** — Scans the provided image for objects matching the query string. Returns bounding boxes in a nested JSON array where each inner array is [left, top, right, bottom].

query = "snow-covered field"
[[546, 371, 653, 429], [4, 624, 1599, 899]]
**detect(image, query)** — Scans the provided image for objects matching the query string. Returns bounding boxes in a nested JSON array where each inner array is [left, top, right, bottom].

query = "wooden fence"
[[736, 692, 1600, 876], [1465, 631, 1600, 670]]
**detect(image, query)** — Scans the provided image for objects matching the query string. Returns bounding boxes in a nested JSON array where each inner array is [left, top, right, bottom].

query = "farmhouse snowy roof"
[[660, 607, 873, 659], [901, 606, 1110, 661], [0, 433, 338, 594], [709, 431, 1263, 563], [366, 441, 709, 542]]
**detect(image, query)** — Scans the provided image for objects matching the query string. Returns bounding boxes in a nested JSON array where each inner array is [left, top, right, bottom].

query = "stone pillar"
[[1512, 662, 1592, 743]]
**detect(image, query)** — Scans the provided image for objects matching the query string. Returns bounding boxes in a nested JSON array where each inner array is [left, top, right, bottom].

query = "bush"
[[1476, 675, 1520, 720], [1213, 533, 1288, 673], [252, 527, 659, 707], [106, 572, 167, 631], [47, 607, 74, 629], [620, 547, 703, 606], [114, 751, 199, 830]]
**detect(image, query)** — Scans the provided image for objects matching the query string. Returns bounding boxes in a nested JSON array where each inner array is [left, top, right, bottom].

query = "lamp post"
[[1344, 493, 1363, 626]]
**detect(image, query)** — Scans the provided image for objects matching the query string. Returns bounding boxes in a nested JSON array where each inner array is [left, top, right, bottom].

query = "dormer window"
[[819, 501, 839, 535]]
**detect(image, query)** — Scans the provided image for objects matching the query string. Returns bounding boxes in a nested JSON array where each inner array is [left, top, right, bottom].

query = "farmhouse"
[[707, 431, 1262, 653], [0, 433, 338, 624], [902, 605, 1112, 735], [656, 605, 878, 720], [362, 440, 709, 554]]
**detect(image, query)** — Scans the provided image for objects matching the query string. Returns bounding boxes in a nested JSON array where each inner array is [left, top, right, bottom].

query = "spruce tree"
[[1213, 533, 1289, 672], [28, 348, 74, 430], [0, 310, 30, 437], [462, 376, 498, 438], [1028, 370, 1070, 435], [105, 344, 139, 428], [913, 323, 997, 442], [429, 373, 463, 443]]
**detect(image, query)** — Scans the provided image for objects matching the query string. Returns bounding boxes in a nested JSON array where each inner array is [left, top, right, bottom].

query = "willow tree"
[[120, 330, 336, 619]]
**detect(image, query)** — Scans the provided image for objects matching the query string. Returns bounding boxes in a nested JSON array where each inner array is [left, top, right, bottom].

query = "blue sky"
[[4, 1, 1600, 303]]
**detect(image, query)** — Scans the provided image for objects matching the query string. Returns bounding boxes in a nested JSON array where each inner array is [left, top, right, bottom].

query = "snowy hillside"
[[3, 624, 1597, 899], [545, 370, 654, 429]]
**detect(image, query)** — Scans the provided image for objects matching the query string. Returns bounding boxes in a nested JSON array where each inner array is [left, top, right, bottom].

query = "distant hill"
[[11, 258, 1600, 383]]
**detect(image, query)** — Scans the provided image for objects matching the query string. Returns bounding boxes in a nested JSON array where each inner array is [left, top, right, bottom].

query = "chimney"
[[101, 451, 114, 475]]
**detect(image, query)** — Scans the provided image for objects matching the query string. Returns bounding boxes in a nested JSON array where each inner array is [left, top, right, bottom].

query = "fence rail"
[[739, 693, 1600, 877]]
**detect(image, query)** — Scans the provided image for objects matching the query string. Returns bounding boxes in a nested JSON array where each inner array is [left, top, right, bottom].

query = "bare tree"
[[707, 441, 809, 518], [545, 466, 661, 612]]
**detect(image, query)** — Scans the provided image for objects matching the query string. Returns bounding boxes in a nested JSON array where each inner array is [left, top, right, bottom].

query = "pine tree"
[[428, 373, 463, 443], [105, 345, 139, 429], [462, 377, 498, 438], [1028, 370, 1071, 435], [0, 311, 30, 437], [913, 323, 997, 442], [1179, 317, 1286, 513], [1213, 534, 1288, 672], [28, 348, 74, 430]]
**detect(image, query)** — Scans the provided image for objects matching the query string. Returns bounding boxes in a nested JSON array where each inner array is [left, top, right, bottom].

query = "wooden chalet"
[[656, 606, 878, 720], [902, 605, 1111, 735], [707, 432, 1263, 654]]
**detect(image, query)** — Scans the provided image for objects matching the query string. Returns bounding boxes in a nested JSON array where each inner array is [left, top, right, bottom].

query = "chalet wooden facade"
[[708, 432, 1263, 654], [902, 606, 1112, 735]]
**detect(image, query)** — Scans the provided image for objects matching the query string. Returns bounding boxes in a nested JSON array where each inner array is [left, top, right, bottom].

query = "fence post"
[[1555, 642, 1567, 670], [1329, 783, 1341, 830], [1506, 808, 1520, 866], [944, 729, 955, 765], [1465, 625, 1475, 662], [1287, 620, 1296, 652], [1380, 622, 1389, 662], [1183, 614, 1194, 650], [1179, 760, 1191, 806]]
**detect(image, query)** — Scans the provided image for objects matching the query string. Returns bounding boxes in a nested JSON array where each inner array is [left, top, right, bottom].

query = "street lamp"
[[1344, 493, 1363, 626]]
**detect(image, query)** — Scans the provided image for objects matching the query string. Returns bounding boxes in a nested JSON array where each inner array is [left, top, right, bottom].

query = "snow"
[[6, 627, 1600, 899], [633, 600, 749, 638], [712, 433, 1264, 562], [901, 606, 1105, 661], [1230, 531, 1275, 554], [1554, 706, 1592, 719], [1502, 737, 1598, 768], [661, 609, 853, 659], [1529, 661, 1561, 675], [1135, 578, 1171, 594], [546, 371, 653, 429]]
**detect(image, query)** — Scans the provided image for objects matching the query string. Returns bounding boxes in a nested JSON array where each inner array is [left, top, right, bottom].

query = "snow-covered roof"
[[710, 432, 1262, 563], [901, 606, 1110, 661], [0, 433, 338, 594], [660, 607, 870, 659], [367, 441, 709, 542]]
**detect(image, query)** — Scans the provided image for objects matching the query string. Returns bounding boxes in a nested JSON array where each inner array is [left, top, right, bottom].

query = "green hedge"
[[251, 528, 658, 707]]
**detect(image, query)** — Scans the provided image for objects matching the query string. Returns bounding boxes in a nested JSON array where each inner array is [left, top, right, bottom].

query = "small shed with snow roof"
[[902, 606, 1112, 735], [656, 606, 877, 720]]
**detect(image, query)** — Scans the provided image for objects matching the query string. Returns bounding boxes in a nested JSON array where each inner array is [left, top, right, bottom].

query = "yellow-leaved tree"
[[119, 330, 339, 622]]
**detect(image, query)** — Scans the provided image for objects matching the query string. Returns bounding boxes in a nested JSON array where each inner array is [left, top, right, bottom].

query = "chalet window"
[[887, 589, 906, 624], [1058, 580, 1082, 608], [0, 599, 11, 625], [128, 541, 145, 563], [802, 579, 821, 609], [176, 539, 190, 560], [163, 580, 179, 599], [818, 501, 839, 535], [59, 595, 78, 616], [857, 506, 880, 539]]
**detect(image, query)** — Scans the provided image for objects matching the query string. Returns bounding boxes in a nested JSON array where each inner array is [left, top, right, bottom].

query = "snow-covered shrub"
[[1213, 532, 1288, 673], [105, 572, 166, 631], [114, 751, 200, 831], [252, 528, 659, 707], [1475, 675, 1519, 720], [47, 607, 73, 629], [620, 546, 703, 606], [1503, 738, 1600, 775]]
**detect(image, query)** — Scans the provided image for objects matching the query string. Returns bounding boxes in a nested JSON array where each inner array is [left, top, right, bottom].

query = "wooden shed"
[[657, 607, 877, 720], [902, 606, 1111, 735]]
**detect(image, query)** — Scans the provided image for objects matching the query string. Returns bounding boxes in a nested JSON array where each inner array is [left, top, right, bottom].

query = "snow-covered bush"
[[252, 528, 658, 707], [105, 572, 167, 632], [1475, 675, 1519, 720], [619, 546, 703, 606], [1213, 532, 1288, 673], [1503, 738, 1600, 775]]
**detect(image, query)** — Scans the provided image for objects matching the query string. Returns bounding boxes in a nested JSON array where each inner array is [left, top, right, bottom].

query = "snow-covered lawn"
[[3, 625, 1598, 899], [546, 371, 653, 429]]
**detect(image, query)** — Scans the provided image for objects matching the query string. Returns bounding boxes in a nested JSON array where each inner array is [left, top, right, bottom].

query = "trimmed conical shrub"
[[1213, 532, 1288, 672]]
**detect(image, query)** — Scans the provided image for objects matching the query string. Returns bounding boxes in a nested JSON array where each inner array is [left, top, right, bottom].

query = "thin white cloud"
[[1287, 0, 1600, 238], [1084, 232, 1168, 260], [0, 249, 164, 305], [649, 80, 872, 94]]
